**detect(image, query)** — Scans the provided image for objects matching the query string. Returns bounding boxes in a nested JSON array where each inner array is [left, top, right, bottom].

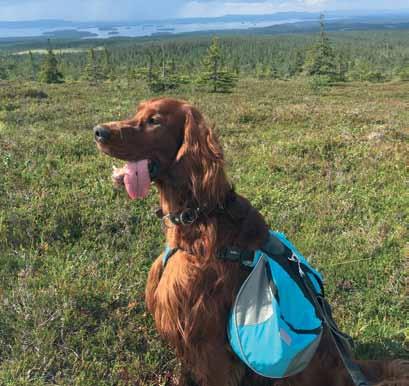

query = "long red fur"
[[96, 98, 409, 386]]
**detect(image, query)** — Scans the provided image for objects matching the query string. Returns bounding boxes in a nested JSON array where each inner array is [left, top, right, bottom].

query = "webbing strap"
[[162, 247, 179, 267], [300, 273, 373, 386], [263, 233, 372, 386], [217, 247, 254, 265]]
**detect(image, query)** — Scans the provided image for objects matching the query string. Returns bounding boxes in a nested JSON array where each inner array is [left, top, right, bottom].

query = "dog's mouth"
[[96, 142, 163, 200], [122, 160, 151, 200], [96, 145, 152, 200]]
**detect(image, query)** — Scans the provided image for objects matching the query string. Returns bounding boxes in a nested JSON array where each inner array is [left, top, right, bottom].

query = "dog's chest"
[[153, 254, 242, 340]]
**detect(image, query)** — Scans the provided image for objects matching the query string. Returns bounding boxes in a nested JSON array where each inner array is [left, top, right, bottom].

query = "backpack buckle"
[[219, 247, 242, 262], [218, 247, 254, 265], [288, 253, 305, 276]]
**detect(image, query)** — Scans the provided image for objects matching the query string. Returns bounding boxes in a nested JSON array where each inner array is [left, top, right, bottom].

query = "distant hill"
[[2, 10, 409, 30], [0, 19, 75, 29], [251, 16, 409, 35], [1, 10, 409, 45]]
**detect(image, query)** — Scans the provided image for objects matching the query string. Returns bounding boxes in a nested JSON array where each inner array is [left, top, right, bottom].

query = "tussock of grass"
[[0, 79, 408, 385]]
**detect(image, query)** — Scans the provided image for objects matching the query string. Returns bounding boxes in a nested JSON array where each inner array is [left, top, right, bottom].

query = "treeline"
[[2, 20, 409, 89]]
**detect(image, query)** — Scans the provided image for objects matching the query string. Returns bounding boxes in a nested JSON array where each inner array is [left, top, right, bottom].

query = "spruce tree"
[[269, 64, 279, 80], [255, 63, 267, 79], [28, 51, 37, 81], [102, 47, 114, 80], [232, 58, 240, 76], [83, 48, 105, 84], [147, 53, 154, 84], [396, 55, 409, 80], [197, 37, 237, 93], [398, 66, 409, 81], [348, 59, 370, 81], [289, 51, 304, 77], [0, 56, 7, 80], [39, 42, 64, 84], [304, 14, 337, 81], [146, 47, 182, 93]]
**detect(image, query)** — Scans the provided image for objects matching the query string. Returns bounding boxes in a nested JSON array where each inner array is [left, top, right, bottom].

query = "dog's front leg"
[[178, 364, 199, 386], [186, 343, 245, 386]]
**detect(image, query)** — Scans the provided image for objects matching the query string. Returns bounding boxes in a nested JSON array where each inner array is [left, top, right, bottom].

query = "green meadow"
[[0, 78, 408, 385]]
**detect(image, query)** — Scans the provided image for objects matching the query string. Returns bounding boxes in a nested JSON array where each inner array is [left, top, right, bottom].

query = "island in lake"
[[42, 29, 98, 38]]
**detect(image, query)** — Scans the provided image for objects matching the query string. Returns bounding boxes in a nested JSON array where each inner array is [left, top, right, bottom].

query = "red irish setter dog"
[[94, 98, 408, 386]]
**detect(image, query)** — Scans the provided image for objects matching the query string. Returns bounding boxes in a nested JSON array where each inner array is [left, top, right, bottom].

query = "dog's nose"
[[93, 125, 111, 144]]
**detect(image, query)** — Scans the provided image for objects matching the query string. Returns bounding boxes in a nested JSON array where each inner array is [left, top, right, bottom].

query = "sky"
[[0, 0, 408, 21]]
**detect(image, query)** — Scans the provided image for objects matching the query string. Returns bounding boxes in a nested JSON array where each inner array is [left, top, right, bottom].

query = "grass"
[[0, 78, 408, 385]]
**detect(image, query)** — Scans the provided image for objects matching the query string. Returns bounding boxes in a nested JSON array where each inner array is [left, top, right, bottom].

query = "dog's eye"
[[147, 116, 159, 126]]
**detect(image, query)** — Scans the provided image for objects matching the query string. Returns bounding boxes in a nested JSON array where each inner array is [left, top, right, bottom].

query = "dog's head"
[[94, 98, 227, 204]]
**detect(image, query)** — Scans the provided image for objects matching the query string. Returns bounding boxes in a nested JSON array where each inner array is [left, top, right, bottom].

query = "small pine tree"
[[39, 42, 64, 84], [145, 47, 182, 93], [289, 51, 304, 77], [396, 56, 409, 80], [83, 48, 105, 84], [255, 63, 267, 79], [336, 54, 348, 82], [269, 64, 279, 79], [365, 71, 386, 83], [398, 66, 409, 81], [28, 51, 37, 81], [146, 53, 154, 84], [0, 56, 7, 80], [304, 14, 337, 81], [232, 58, 240, 76], [102, 47, 114, 80], [347, 59, 370, 81], [197, 37, 237, 93]]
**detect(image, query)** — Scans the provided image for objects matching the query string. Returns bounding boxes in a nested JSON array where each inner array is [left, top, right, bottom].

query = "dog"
[[94, 97, 408, 386]]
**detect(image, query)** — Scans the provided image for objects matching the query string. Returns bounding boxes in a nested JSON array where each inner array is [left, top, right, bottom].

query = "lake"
[[0, 19, 299, 39]]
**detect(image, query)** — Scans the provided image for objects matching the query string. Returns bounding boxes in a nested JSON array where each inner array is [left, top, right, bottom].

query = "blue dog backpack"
[[227, 230, 325, 378], [161, 231, 367, 385]]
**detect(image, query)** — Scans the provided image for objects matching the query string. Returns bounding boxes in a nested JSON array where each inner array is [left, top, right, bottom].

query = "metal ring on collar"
[[179, 208, 199, 225]]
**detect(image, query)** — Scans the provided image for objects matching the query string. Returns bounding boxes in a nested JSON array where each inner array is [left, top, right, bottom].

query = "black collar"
[[155, 189, 236, 226], [155, 206, 202, 226]]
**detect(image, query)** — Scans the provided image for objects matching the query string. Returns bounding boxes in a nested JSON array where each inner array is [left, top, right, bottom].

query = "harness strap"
[[217, 247, 254, 266], [162, 246, 179, 267], [162, 245, 254, 267], [299, 267, 374, 386]]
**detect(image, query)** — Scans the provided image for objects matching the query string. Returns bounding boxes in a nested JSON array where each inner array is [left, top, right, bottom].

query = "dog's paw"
[[375, 380, 409, 386], [375, 360, 409, 386], [112, 166, 125, 188], [387, 360, 409, 379]]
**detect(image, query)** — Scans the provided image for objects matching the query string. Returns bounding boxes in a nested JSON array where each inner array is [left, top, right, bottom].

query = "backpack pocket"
[[228, 255, 323, 378]]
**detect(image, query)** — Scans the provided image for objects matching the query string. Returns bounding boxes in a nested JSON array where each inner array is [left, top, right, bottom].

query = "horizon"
[[1, 0, 409, 23], [1, 8, 409, 24]]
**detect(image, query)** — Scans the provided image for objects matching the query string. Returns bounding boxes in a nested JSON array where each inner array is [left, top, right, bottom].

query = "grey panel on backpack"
[[284, 329, 323, 376], [235, 256, 275, 326]]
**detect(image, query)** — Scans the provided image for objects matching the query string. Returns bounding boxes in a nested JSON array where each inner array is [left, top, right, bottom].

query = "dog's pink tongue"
[[124, 160, 151, 200]]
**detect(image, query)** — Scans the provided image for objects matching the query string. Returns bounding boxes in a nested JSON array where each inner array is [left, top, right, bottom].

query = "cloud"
[[0, 0, 187, 21], [179, 0, 331, 18], [303, 0, 328, 5], [0, 0, 408, 21], [179, 2, 279, 18]]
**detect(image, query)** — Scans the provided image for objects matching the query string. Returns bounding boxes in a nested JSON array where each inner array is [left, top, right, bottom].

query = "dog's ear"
[[176, 105, 228, 205], [176, 105, 221, 162]]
